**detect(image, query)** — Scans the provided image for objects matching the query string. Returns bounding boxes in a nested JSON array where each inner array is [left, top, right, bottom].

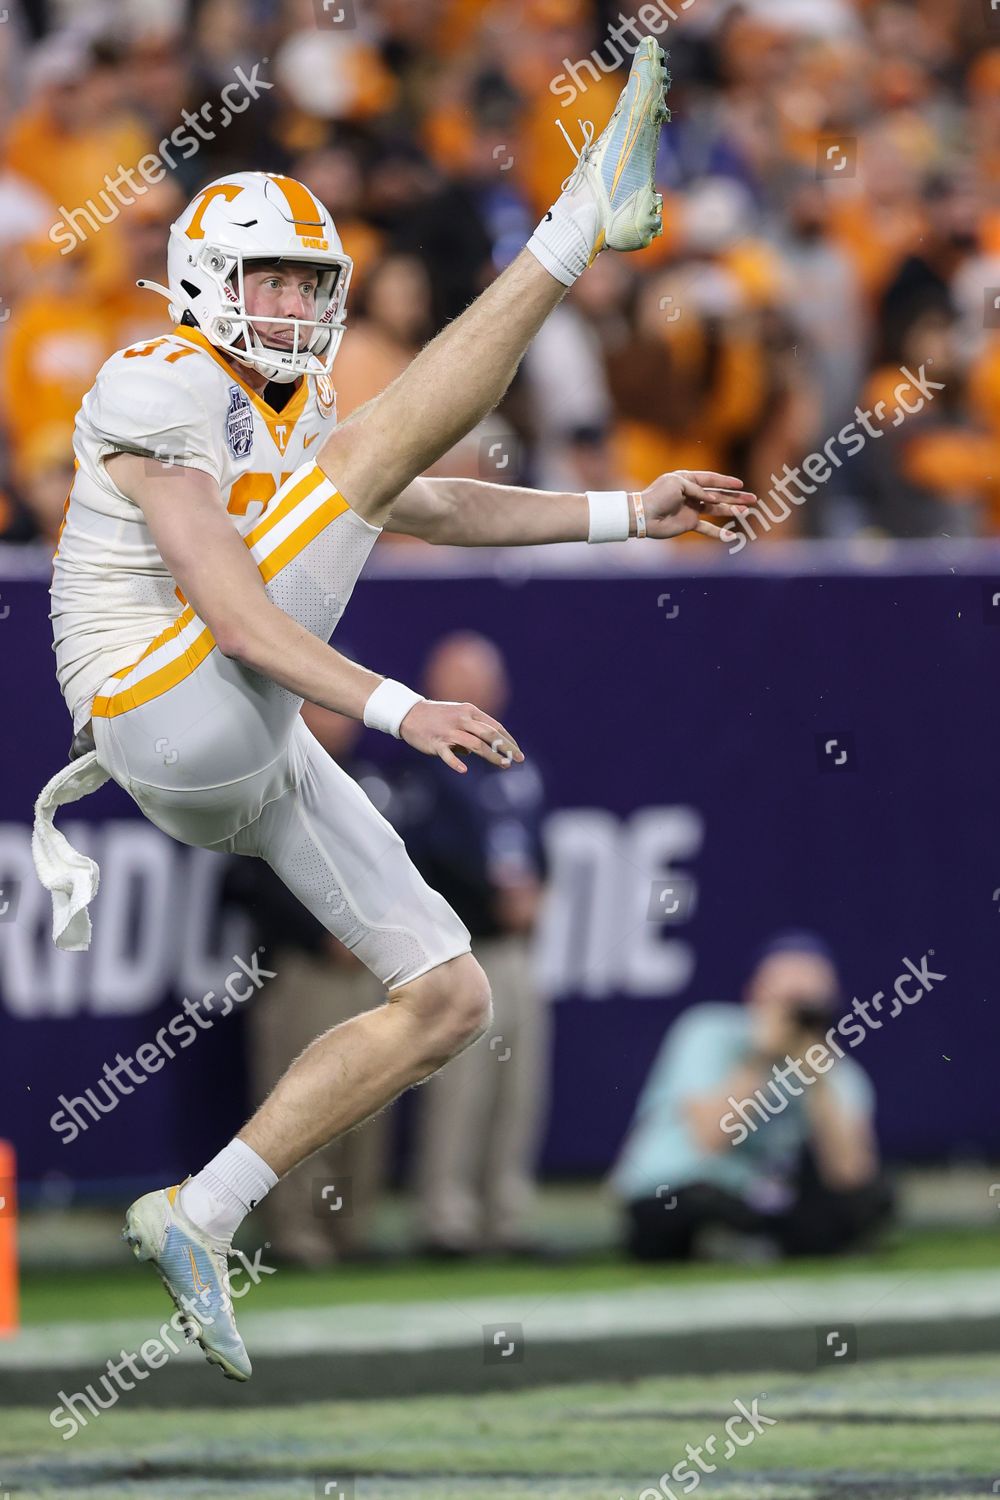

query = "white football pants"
[[90, 461, 471, 990]]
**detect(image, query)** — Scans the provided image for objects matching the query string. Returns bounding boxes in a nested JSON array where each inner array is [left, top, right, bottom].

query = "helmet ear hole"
[[180, 280, 200, 300]]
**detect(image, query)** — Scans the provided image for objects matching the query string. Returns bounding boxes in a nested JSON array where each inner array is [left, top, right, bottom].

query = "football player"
[[34, 41, 751, 1379]]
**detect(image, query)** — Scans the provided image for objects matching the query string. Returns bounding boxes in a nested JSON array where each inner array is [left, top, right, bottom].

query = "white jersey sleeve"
[[54, 331, 332, 735], [81, 343, 224, 484], [54, 341, 228, 732]]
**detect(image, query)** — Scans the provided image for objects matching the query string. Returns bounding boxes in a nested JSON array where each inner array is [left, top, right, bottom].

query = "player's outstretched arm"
[[385, 471, 755, 546], [105, 455, 523, 773]]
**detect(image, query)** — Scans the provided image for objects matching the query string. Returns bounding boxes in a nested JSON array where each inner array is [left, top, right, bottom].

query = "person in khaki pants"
[[406, 633, 550, 1256], [228, 702, 392, 1266]]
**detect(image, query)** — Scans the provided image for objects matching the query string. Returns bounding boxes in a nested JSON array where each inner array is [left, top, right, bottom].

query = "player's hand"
[[641, 471, 755, 541], [400, 700, 524, 774]]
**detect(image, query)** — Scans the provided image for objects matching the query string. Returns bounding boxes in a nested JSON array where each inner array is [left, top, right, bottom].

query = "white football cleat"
[[556, 36, 669, 261], [122, 1183, 251, 1382]]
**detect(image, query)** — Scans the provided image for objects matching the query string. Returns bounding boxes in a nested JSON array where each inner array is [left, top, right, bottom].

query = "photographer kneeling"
[[611, 933, 894, 1262]]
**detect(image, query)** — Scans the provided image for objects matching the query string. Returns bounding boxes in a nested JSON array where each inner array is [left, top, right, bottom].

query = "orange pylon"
[[0, 1141, 19, 1336]]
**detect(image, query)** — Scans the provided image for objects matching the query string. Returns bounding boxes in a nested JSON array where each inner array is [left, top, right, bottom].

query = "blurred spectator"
[[2, 247, 109, 525], [273, 0, 397, 128], [405, 632, 550, 1256], [968, 46, 1000, 193], [224, 702, 392, 1267], [605, 259, 792, 497], [421, 411, 522, 486], [1, 181, 181, 537], [12, 422, 76, 545], [190, 0, 260, 90], [0, 120, 54, 264], [500, 3, 623, 220], [877, 175, 978, 368], [103, 178, 186, 348], [390, 120, 513, 326], [827, 118, 932, 307], [6, 31, 152, 297], [123, 30, 260, 195], [334, 251, 434, 419], [855, 308, 1000, 535], [776, 174, 866, 447], [611, 932, 893, 1261], [520, 288, 614, 490], [292, 140, 385, 294]]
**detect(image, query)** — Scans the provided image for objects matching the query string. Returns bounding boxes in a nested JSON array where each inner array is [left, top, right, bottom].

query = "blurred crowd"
[[1, 0, 999, 545]]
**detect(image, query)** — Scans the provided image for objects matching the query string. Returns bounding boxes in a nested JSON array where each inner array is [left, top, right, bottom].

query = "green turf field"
[[1, 1353, 996, 1499], [18, 1225, 1000, 1326]]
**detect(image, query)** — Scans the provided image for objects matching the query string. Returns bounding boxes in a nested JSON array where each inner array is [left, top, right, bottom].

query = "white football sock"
[[178, 1138, 278, 1241], [526, 193, 600, 287]]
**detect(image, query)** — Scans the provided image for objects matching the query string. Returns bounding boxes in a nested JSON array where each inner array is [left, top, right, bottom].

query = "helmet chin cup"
[[243, 350, 299, 385]]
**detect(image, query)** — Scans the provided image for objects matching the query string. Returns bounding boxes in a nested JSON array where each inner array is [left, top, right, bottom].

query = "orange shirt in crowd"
[[1, 283, 169, 481], [5, 107, 153, 297], [863, 361, 1000, 529], [827, 196, 928, 303], [331, 323, 416, 421]]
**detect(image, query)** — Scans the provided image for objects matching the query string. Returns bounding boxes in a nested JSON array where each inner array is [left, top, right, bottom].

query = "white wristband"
[[363, 679, 424, 738], [586, 490, 631, 543]]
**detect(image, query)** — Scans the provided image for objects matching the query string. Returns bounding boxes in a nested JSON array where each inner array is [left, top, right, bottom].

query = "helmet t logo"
[[187, 183, 244, 240]]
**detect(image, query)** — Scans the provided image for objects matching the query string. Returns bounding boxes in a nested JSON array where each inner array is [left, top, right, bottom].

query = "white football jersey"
[[52, 327, 339, 733]]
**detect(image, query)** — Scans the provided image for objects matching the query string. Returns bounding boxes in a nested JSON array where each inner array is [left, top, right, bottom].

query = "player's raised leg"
[[318, 36, 669, 522]]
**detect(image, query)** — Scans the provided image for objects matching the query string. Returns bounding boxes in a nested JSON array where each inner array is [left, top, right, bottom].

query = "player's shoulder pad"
[[82, 335, 223, 471]]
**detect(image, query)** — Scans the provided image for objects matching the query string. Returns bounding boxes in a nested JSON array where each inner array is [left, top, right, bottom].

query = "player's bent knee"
[[429, 954, 492, 1060], [448, 957, 493, 1053], [394, 953, 492, 1066]]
